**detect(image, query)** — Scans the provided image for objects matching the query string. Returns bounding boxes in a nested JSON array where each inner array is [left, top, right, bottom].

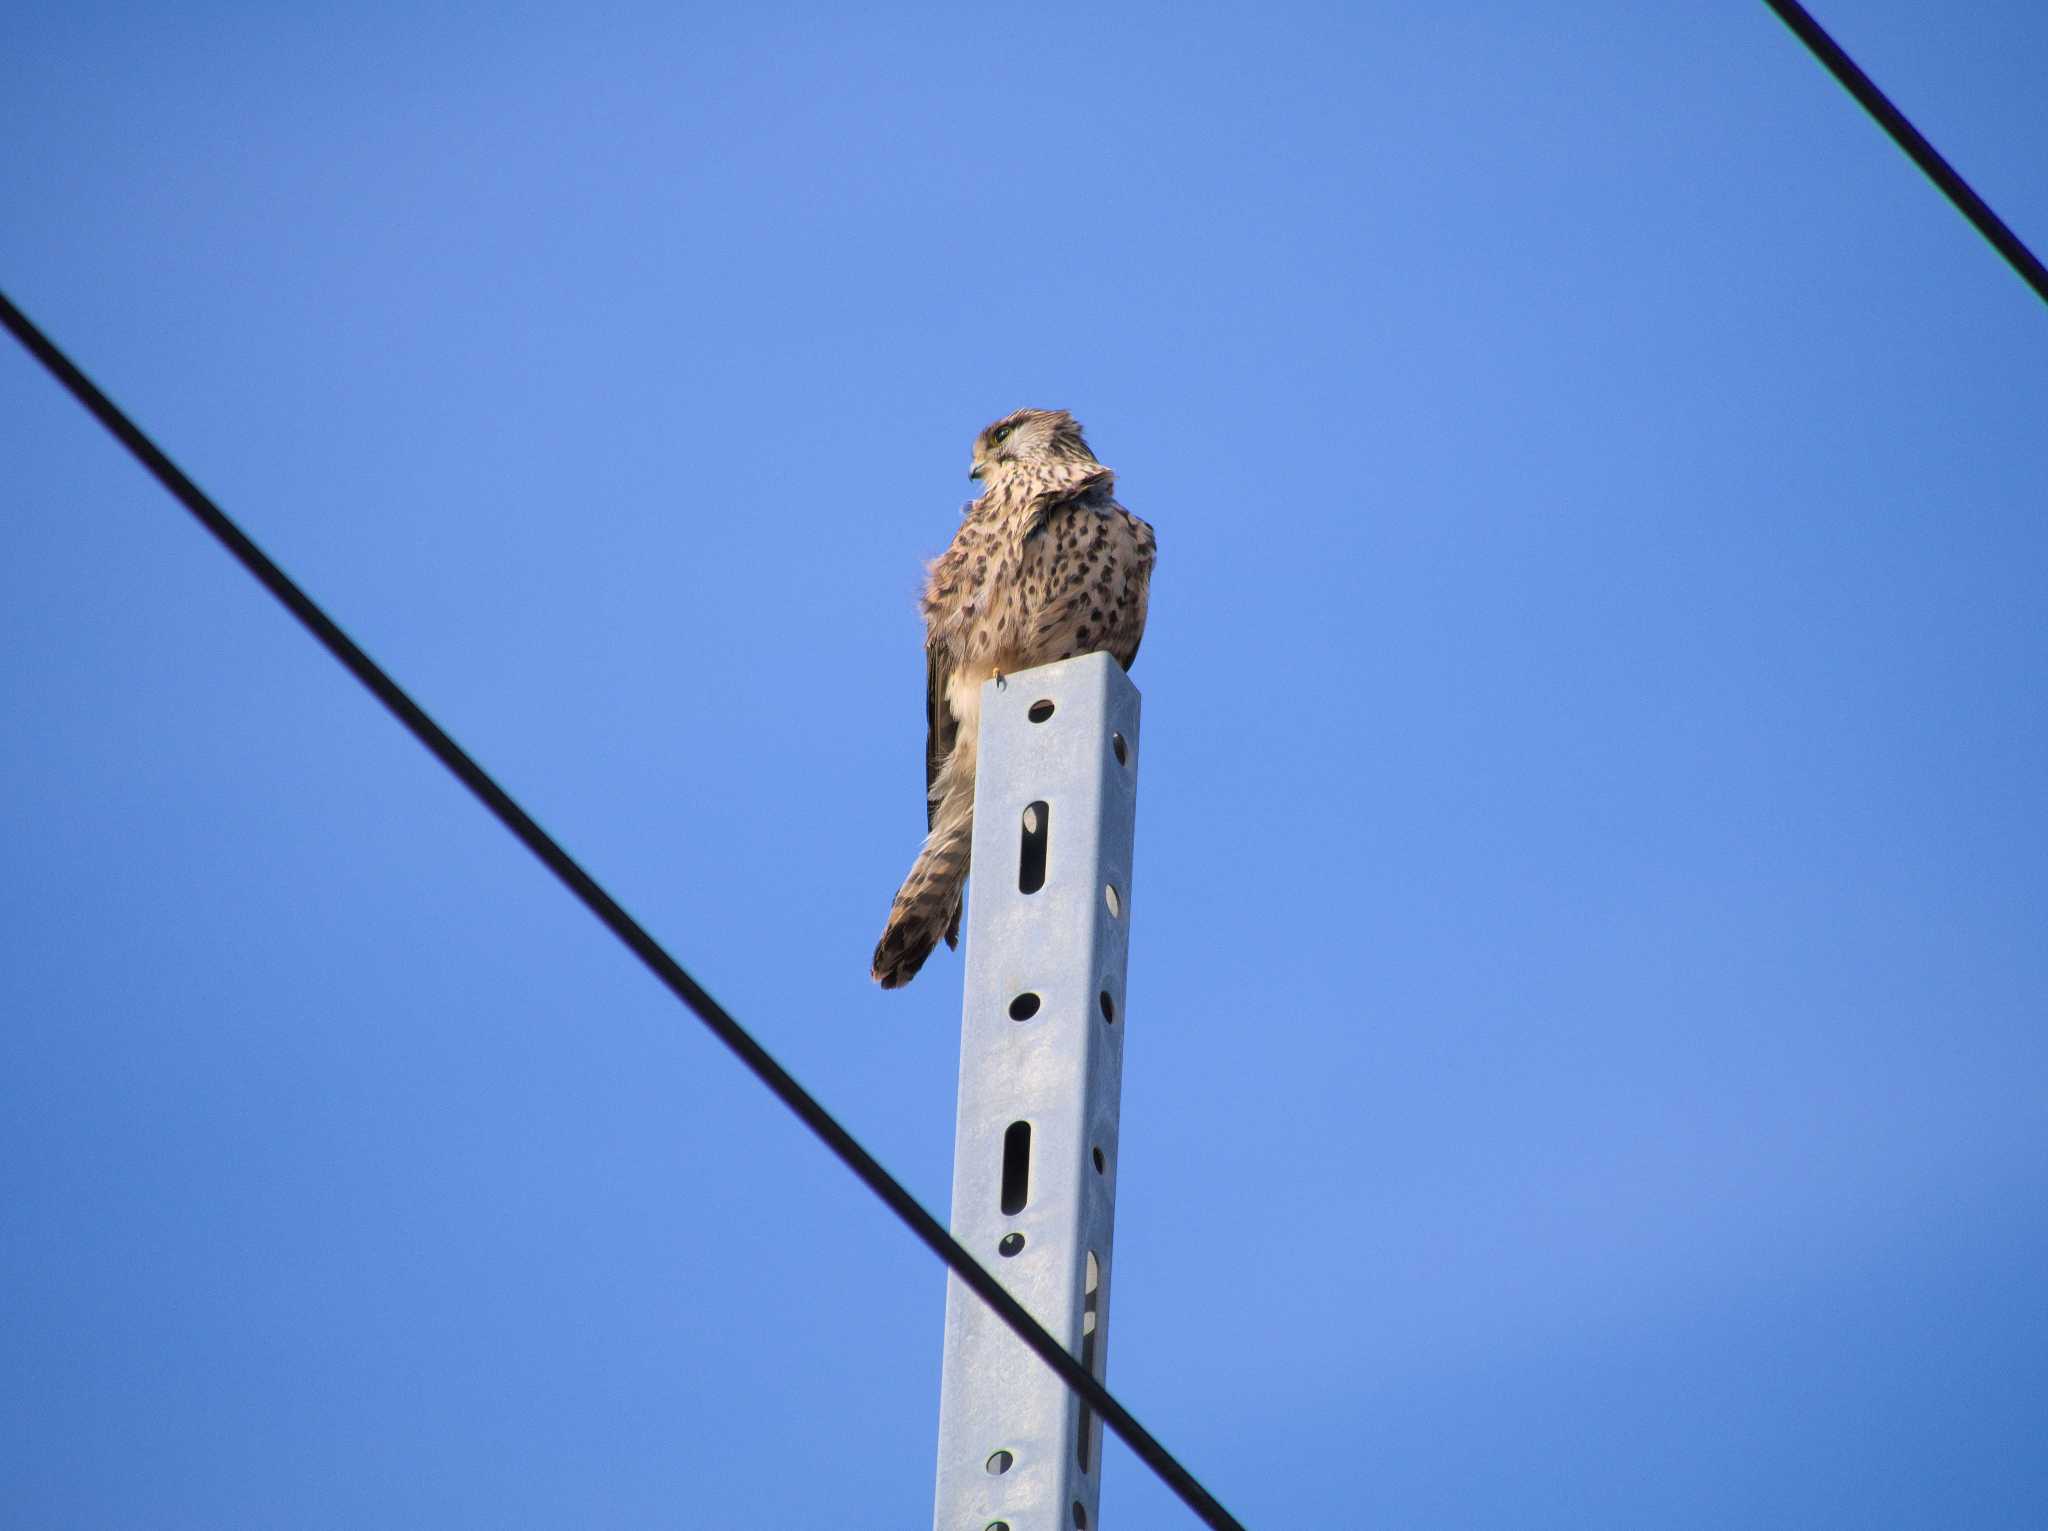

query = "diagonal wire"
[[1762, 0, 2048, 307], [0, 288, 1248, 1531]]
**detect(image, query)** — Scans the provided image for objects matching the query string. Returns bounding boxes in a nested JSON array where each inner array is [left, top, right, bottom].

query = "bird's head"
[[969, 408, 1097, 484]]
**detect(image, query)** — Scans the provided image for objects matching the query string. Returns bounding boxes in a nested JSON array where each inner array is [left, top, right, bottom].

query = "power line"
[[0, 289, 1249, 1531], [1763, 0, 2048, 306]]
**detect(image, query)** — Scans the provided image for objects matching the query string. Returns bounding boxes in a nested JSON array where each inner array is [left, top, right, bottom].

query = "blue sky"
[[4, 2, 2044, 1526]]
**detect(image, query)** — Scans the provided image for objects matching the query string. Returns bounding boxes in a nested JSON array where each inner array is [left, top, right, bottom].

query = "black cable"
[[1763, 0, 2048, 307], [0, 288, 1248, 1531]]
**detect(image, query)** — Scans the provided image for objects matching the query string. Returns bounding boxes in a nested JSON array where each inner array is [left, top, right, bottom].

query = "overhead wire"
[[1762, 0, 2048, 306], [0, 288, 1249, 1531]]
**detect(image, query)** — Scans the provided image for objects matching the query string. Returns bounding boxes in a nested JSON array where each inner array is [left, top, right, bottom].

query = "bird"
[[871, 409, 1156, 989]]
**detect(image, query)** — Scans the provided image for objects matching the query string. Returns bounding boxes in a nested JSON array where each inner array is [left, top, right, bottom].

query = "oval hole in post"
[[1076, 1250, 1103, 1472], [1000, 1121, 1031, 1216], [1018, 801, 1049, 894], [1028, 699, 1055, 723], [1103, 883, 1120, 918], [985, 1450, 1013, 1476], [1111, 731, 1128, 766]]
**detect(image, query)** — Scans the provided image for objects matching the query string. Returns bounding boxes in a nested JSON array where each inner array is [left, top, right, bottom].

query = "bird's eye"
[[991, 425, 1012, 444]]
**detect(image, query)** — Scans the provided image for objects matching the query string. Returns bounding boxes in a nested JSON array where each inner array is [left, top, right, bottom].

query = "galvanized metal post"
[[932, 652, 1141, 1531]]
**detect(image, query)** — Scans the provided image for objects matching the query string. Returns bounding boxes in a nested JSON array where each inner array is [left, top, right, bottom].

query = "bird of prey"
[[872, 409, 1156, 989]]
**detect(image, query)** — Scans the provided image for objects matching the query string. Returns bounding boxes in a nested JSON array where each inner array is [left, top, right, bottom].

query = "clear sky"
[[4, 2, 2044, 1526]]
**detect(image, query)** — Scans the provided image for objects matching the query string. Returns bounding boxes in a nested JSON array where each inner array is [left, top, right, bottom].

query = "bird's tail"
[[872, 787, 974, 989]]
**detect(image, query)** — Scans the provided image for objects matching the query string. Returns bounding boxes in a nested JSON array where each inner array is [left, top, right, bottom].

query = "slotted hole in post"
[[1077, 1250, 1102, 1473], [1028, 699, 1055, 723], [1098, 990, 1115, 1024], [985, 1450, 1013, 1476], [1008, 992, 1040, 1022], [1018, 801, 1049, 894], [1112, 731, 1127, 766], [1073, 1502, 1088, 1529], [1000, 1121, 1031, 1216]]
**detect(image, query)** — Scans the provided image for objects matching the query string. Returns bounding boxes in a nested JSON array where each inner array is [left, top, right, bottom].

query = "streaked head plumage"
[[969, 408, 1097, 482]]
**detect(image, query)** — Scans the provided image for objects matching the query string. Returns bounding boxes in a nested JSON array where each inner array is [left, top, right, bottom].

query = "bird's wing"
[[1020, 466, 1116, 543], [925, 639, 957, 831], [1110, 504, 1156, 669]]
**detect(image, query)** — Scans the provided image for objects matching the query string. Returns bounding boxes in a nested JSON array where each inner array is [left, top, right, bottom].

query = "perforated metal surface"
[[933, 653, 1142, 1531]]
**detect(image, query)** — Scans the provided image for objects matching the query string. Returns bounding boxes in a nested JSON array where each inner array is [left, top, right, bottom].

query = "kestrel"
[[872, 409, 1156, 989]]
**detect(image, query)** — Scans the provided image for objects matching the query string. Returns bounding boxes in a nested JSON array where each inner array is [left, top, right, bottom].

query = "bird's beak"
[[968, 464, 984, 481]]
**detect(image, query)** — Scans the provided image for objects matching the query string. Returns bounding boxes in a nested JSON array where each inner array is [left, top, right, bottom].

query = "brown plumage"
[[871, 408, 1156, 989]]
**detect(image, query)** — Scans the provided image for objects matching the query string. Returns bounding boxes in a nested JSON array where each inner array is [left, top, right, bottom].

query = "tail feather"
[[872, 791, 974, 989]]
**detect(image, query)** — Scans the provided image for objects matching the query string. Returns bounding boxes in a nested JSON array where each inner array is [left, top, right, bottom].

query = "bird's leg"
[[992, 667, 1006, 689]]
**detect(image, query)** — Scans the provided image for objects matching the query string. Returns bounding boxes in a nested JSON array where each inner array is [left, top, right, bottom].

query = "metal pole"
[[933, 652, 1142, 1531]]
